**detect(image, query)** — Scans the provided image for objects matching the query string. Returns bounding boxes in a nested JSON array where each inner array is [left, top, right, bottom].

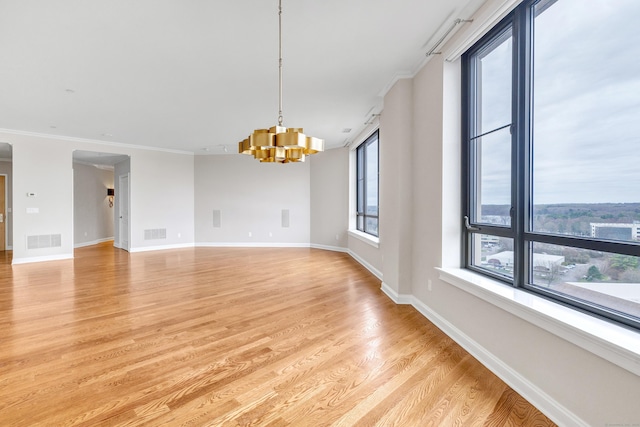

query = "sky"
[[477, 0, 640, 205]]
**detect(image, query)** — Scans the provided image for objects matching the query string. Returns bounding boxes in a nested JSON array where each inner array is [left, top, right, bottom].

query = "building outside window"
[[356, 130, 379, 237], [462, 0, 640, 329]]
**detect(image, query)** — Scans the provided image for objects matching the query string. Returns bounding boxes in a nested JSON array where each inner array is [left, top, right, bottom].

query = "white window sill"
[[437, 267, 640, 377], [348, 229, 379, 248]]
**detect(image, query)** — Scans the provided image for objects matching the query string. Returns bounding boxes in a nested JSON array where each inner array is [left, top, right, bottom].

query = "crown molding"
[[0, 128, 194, 156]]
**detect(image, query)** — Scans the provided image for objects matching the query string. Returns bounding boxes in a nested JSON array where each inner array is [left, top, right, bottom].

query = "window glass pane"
[[530, 242, 640, 320], [532, 0, 640, 243], [357, 178, 364, 213], [366, 138, 378, 216], [475, 126, 511, 226], [476, 29, 512, 136], [365, 217, 378, 237], [470, 234, 514, 279]]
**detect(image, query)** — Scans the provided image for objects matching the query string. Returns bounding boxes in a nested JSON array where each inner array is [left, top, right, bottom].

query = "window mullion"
[[512, 5, 533, 289]]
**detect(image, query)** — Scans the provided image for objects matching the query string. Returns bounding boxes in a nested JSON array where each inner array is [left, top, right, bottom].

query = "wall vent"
[[281, 209, 290, 228], [144, 229, 167, 240], [26, 234, 62, 250]]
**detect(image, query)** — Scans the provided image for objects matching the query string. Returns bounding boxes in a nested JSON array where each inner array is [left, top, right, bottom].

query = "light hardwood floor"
[[0, 243, 556, 426]]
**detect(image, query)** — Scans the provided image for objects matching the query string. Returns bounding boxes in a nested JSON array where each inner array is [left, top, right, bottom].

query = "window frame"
[[462, 0, 640, 330], [355, 130, 379, 237]]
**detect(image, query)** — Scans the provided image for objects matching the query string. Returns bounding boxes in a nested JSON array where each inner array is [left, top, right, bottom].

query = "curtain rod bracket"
[[426, 18, 473, 57]]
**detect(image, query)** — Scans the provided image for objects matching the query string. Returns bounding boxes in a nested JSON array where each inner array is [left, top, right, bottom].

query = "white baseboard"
[[12, 253, 74, 265], [195, 242, 310, 248], [310, 243, 349, 253], [74, 237, 114, 248], [129, 243, 195, 253], [348, 249, 383, 280], [403, 295, 586, 427], [380, 282, 413, 304]]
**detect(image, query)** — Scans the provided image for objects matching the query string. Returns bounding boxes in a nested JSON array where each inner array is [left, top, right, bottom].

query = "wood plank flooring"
[[0, 243, 556, 426]]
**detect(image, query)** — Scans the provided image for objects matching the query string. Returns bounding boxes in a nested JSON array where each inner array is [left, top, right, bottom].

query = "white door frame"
[[118, 173, 130, 252], [0, 173, 7, 251]]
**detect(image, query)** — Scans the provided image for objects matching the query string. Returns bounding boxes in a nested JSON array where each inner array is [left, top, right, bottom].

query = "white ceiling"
[[0, 0, 484, 156]]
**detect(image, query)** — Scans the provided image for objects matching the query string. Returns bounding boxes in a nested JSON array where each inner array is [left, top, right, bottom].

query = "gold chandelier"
[[238, 0, 324, 163]]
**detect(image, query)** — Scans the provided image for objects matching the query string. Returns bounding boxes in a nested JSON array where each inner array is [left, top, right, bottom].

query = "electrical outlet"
[[427, 279, 432, 291], [248, 231, 252, 237]]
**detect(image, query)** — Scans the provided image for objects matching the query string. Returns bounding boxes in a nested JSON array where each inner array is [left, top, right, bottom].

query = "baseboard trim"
[[380, 282, 413, 304], [310, 243, 348, 253], [406, 296, 586, 427], [74, 237, 114, 248], [195, 242, 310, 248], [129, 243, 195, 253], [348, 249, 383, 280], [12, 253, 74, 265]]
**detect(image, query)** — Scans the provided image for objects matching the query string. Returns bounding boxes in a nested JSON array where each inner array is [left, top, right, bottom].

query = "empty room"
[[0, 0, 639, 425]]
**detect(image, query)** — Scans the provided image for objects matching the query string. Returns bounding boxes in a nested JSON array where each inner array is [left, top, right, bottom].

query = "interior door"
[[119, 173, 130, 251], [0, 175, 5, 251]]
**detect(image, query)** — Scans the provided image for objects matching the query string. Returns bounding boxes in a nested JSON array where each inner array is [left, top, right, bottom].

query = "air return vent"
[[144, 229, 167, 240], [26, 234, 62, 249]]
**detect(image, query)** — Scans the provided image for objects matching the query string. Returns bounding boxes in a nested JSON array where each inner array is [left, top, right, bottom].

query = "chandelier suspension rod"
[[237, 0, 324, 163], [278, 0, 283, 126]]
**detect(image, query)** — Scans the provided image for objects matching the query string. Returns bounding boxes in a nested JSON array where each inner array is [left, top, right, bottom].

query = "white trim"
[[0, 173, 8, 251], [0, 128, 194, 155], [348, 249, 383, 280], [348, 230, 379, 248], [409, 295, 587, 427], [438, 267, 640, 378], [444, 0, 520, 62], [310, 243, 348, 253], [12, 253, 73, 265], [346, 116, 382, 150], [380, 282, 412, 304], [74, 237, 114, 248], [129, 243, 195, 253], [195, 242, 310, 249]]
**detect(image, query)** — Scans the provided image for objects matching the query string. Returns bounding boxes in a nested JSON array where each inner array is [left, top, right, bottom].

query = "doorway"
[[72, 150, 130, 252], [0, 142, 12, 255], [1, 175, 6, 251], [118, 173, 130, 251]]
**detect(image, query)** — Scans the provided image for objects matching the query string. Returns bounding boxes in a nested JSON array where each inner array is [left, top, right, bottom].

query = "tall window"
[[462, 0, 640, 329], [356, 130, 379, 236]]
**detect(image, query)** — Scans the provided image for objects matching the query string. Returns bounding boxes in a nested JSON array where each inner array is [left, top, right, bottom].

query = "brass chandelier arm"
[[238, 0, 324, 163]]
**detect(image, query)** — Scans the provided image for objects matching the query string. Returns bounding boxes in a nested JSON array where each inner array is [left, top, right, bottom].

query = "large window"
[[462, 0, 640, 329], [356, 130, 379, 236]]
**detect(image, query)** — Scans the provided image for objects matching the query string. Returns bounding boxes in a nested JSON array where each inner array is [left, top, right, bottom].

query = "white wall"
[[379, 78, 414, 296], [11, 135, 74, 262], [194, 154, 310, 245], [129, 149, 194, 250], [73, 163, 114, 246], [310, 148, 348, 250], [2, 130, 195, 262]]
